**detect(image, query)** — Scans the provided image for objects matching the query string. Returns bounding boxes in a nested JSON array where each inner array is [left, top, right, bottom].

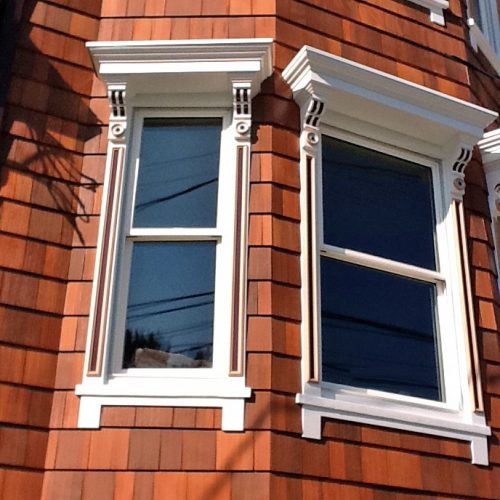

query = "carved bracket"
[[448, 146, 473, 201], [301, 96, 325, 156], [233, 82, 252, 142], [107, 85, 127, 143]]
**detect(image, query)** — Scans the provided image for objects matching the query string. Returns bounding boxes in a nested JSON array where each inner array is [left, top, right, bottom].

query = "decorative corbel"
[[107, 84, 127, 143], [448, 145, 473, 201], [229, 81, 252, 376]]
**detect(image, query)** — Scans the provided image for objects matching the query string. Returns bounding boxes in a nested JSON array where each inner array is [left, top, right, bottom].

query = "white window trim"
[[480, 128, 500, 289], [467, 0, 500, 73], [406, 0, 449, 25], [283, 45, 497, 465], [76, 39, 273, 431]]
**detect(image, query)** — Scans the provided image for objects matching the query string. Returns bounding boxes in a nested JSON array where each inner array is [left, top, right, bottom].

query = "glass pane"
[[133, 118, 221, 228], [123, 242, 216, 369], [321, 258, 442, 400], [322, 136, 436, 270]]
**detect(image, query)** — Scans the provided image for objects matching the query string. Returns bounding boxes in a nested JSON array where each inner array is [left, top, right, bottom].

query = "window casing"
[[283, 45, 497, 465], [467, 0, 500, 73], [111, 110, 234, 376], [319, 135, 444, 402], [76, 39, 273, 431]]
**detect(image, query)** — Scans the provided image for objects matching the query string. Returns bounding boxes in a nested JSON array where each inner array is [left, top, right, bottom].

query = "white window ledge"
[[298, 388, 491, 465], [407, 0, 449, 25]]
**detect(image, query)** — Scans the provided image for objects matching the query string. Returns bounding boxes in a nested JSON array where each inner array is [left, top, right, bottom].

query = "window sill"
[[297, 385, 491, 465], [76, 377, 251, 431], [407, 0, 449, 25]]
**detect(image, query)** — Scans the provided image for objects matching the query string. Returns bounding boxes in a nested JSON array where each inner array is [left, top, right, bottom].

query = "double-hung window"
[[115, 114, 228, 372], [283, 45, 497, 464], [320, 136, 443, 402], [76, 39, 273, 431]]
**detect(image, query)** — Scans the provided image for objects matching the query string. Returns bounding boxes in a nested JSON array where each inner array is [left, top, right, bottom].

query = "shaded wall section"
[[0, 1, 101, 498]]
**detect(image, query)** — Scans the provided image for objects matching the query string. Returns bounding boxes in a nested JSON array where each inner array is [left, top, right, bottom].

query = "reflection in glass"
[[133, 118, 222, 228], [321, 259, 442, 400], [322, 136, 436, 270], [123, 242, 216, 369]]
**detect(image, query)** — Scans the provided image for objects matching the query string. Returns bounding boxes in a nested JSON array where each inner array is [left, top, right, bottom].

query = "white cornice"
[[87, 39, 274, 98], [282, 45, 497, 157]]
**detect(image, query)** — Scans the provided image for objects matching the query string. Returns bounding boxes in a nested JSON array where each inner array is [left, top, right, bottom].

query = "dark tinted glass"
[[321, 258, 441, 400], [133, 118, 221, 228], [123, 242, 216, 369], [322, 137, 436, 270]]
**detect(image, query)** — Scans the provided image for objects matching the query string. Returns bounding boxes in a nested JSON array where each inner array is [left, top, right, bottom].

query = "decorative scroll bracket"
[[233, 81, 252, 142], [108, 84, 127, 144], [300, 94, 325, 157], [445, 144, 473, 202]]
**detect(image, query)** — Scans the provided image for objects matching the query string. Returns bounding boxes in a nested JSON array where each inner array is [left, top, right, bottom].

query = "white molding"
[[77, 392, 250, 431], [283, 46, 496, 465], [298, 391, 491, 465], [87, 39, 273, 99], [406, 0, 449, 25]]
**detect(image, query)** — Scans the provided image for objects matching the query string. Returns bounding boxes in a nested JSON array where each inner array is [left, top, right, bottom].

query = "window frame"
[[313, 124, 461, 411], [316, 127, 464, 408], [76, 39, 273, 432], [283, 45, 497, 465], [110, 108, 235, 379]]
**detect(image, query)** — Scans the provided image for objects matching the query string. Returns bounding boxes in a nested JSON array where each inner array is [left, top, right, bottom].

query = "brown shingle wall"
[[2, 0, 498, 499], [0, 1, 101, 499], [274, 0, 472, 99]]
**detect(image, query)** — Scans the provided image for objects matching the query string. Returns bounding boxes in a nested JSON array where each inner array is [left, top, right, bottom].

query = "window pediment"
[[283, 46, 497, 160]]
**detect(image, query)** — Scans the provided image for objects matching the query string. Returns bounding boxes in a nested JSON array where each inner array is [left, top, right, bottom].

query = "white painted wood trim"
[[406, 0, 449, 25], [285, 46, 494, 465], [320, 245, 446, 283], [297, 391, 490, 465], [78, 39, 273, 432]]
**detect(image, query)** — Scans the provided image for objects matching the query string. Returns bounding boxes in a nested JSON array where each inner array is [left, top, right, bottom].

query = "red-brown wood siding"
[[0, 0, 498, 499]]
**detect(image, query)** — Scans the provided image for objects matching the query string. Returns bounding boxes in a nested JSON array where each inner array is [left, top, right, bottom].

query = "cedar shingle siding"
[[0, 0, 499, 498]]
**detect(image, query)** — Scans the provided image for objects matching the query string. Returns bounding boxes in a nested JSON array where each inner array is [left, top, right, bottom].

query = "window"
[[76, 39, 273, 431], [283, 45, 497, 464], [467, 0, 500, 72], [320, 137, 443, 402], [115, 115, 227, 373]]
